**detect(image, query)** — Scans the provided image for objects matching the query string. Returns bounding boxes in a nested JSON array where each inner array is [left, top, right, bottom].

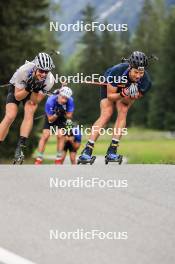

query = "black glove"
[[25, 75, 36, 92], [54, 108, 65, 117], [33, 81, 46, 93], [25, 76, 46, 93]]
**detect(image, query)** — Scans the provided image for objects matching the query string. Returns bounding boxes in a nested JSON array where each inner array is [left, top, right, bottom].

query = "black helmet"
[[129, 51, 148, 69]]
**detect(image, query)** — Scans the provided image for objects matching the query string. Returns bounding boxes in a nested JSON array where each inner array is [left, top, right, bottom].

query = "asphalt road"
[[0, 165, 175, 264]]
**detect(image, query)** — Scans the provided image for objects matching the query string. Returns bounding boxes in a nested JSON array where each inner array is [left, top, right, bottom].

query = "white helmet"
[[59, 86, 73, 99], [34, 52, 55, 71]]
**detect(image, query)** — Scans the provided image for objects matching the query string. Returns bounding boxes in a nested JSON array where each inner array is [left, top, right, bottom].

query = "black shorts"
[[64, 141, 77, 153], [100, 85, 107, 101], [6, 84, 31, 106], [43, 115, 66, 130]]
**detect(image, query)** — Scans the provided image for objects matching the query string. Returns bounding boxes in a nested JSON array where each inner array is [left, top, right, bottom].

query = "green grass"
[[91, 140, 175, 164], [32, 127, 175, 164]]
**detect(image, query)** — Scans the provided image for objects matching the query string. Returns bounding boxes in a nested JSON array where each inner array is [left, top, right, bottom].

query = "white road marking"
[[0, 247, 36, 264]]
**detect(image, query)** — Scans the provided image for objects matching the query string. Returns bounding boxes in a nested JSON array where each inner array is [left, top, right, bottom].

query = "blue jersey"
[[104, 63, 152, 95], [45, 95, 74, 116], [72, 126, 82, 143]]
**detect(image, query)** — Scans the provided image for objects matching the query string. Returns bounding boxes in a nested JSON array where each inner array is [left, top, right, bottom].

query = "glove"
[[65, 119, 73, 129], [54, 107, 65, 117], [25, 76, 46, 93], [25, 75, 36, 92], [65, 119, 73, 136], [120, 87, 130, 98], [32, 80, 46, 93], [128, 83, 139, 98]]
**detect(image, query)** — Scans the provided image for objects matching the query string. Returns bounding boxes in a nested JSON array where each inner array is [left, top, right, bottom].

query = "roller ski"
[[105, 153, 123, 165], [105, 140, 123, 165], [77, 142, 96, 165], [13, 145, 25, 164], [77, 155, 96, 165]]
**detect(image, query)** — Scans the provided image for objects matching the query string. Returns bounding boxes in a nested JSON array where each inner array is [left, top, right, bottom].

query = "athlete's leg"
[[56, 128, 65, 158], [35, 129, 50, 164], [55, 132, 65, 165], [0, 85, 20, 141], [14, 100, 38, 154], [60, 151, 67, 164], [0, 103, 18, 141], [89, 98, 114, 142], [106, 98, 135, 158], [20, 101, 38, 138], [37, 129, 50, 154], [79, 98, 114, 160], [113, 98, 134, 140], [69, 142, 81, 164], [69, 151, 77, 164], [14, 100, 38, 161]]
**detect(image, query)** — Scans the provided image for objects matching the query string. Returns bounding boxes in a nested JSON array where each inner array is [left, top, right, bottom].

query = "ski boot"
[[77, 143, 96, 165], [13, 145, 25, 164], [105, 142, 123, 165], [55, 157, 64, 165]]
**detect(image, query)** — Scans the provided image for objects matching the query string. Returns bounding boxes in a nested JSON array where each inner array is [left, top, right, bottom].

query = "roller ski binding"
[[13, 145, 25, 164], [77, 142, 96, 165]]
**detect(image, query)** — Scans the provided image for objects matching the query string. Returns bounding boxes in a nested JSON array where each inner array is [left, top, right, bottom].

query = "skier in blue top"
[[35, 86, 75, 164]]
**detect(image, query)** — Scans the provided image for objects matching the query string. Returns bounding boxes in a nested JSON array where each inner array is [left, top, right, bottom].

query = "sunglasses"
[[38, 69, 49, 74]]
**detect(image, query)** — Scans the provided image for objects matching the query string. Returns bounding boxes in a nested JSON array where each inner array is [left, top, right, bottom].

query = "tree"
[[100, 21, 122, 70], [74, 5, 102, 124], [130, 0, 165, 127], [149, 7, 175, 131]]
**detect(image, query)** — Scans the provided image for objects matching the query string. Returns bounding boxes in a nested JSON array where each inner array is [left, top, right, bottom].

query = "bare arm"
[[15, 87, 29, 101], [47, 114, 58, 123], [107, 84, 122, 101], [66, 112, 73, 119]]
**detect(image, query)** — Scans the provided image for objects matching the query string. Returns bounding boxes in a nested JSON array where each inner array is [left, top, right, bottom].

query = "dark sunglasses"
[[38, 69, 49, 74]]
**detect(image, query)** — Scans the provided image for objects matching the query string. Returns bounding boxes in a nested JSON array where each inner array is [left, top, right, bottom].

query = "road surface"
[[0, 165, 175, 264]]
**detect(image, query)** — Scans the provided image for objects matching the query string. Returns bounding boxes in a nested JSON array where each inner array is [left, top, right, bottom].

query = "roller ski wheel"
[[77, 156, 96, 165], [105, 155, 123, 165]]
